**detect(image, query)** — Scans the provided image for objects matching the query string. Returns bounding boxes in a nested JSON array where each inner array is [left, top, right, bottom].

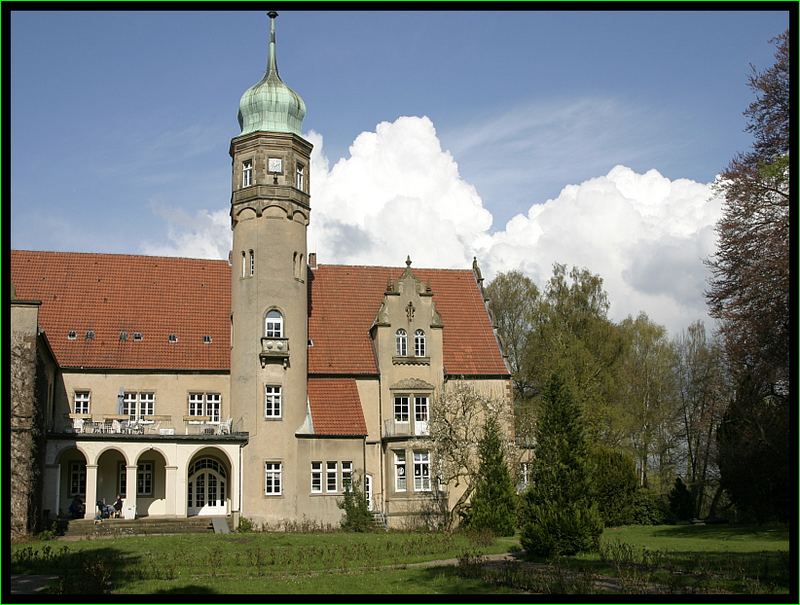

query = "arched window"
[[414, 329, 426, 357], [265, 310, 284, 338], [396, 329, 407, 356]]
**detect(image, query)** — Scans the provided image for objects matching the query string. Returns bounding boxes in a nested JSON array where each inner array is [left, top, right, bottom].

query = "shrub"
[[629, 488, 669, 525], [337, 475, 373, 532], [589, 445, 638, 527], [464, 415, 518, 536], [237, 516, 254, 532], [522, 500, 603, 557], [668, 477, 695, 521]]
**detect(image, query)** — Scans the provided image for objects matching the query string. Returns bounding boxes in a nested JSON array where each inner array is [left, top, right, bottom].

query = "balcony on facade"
[[60, 414, 241, 437], [383, 419, 430, 438], [260, 337, 290, 368]]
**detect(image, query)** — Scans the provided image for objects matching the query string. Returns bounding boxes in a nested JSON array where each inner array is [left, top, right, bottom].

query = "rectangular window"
[[264, 386, 282, 418], [123, 392, 156, 420], [265, 462, 282, 495], [242, 159, 253, 187], [188, 392, 221, 422], [69, 461, 86, 496], [242, 251, 247, 278], [249, 250, 255, 277], [74, 391, 90, 415], [394, 396, 409, 423], [342, 461, 353, 490], [139, 393, 155, 418], [137, 462, 153, 496], [414, 452, 431, 492], [394, 451, 406, 492], [311, 462, 322, 494], [295, 163, 304, 190], [118, 462, 127, 498], [326, 461, 338, 493]]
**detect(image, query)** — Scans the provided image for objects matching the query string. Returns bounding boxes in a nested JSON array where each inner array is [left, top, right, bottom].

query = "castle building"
[[9, 13, 511, 530]]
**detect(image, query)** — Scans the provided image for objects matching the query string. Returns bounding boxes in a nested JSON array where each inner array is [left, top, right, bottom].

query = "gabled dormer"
[[371, 257, 443, 368]]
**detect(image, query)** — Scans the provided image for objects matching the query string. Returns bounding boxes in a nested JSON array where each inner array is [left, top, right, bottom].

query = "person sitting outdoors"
[[95, 499, 114, 521], [113, 494, 124, 518], [68, 496, 84, 519]]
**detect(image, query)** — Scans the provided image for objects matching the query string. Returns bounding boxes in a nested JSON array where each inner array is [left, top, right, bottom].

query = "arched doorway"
[[187, 457, 228, 516]]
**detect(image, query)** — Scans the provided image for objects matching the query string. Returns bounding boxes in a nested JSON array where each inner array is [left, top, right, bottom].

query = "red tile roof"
[[308, 265, 509, 376], [10, 250, 230, 371], [307, 379, 367, 436], [10, 251, 509, 377]]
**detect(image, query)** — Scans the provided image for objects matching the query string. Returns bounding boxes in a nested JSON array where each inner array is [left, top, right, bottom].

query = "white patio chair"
[[219, 418, 232, 435], [72, 418, 85, 433], [111, 420, 121, 433]]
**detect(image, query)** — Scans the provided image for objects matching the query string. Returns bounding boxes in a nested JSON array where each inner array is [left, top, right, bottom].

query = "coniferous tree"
[[520, 373, 603, 556], [465, 415, 518, 536]]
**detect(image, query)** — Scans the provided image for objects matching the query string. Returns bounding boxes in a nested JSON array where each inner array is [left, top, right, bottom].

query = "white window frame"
[[123, 392, 155, 422], [295, 162, 304, 190], [326, 461, 338, 493], [188, 392, 221, 423], [137, 461, 153, 497], [394, 451, 407, 492], [69, 461, 86, 496], [311, 462, 322, 494], [394, 395, 409, 423], [264, 386, 282, 419], [265, 310, 284, 338], [74, 391, 90, 415], [118, 461, 127, 498], [264, 462, 282, 495], [413, 451, 431, 492], [242, 159, 253, 187], [395, 329, 407, 356], [342, 461, 353, 490], [414, 329, 426, 357], [242, 251, 247, 278]]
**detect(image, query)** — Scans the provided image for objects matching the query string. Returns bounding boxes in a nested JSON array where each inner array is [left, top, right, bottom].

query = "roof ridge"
[[314, 263, 472, 273], [11, 249, 230, 264]]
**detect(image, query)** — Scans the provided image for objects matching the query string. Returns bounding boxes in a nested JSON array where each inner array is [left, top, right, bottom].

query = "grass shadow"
[[153, 585, 219, 594], [650, 523, 789, 541]]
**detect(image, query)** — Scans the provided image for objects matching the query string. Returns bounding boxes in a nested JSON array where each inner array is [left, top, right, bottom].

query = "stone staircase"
[[370, 511, 388, 530], [59, 516, 234, 539]]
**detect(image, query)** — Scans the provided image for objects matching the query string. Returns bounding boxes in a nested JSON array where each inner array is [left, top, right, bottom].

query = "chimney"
[[308, 253, 317, 269]]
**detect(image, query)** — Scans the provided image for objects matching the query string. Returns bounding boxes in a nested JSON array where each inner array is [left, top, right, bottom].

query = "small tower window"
[[396, 329, 407, 356], [249, 250, 255, 277], [414, 329, 426, 357], [242, 159, 253, 187], [295, 162, 304, 191], [265, 310, 284, 338], [241, 251, 247, 278]]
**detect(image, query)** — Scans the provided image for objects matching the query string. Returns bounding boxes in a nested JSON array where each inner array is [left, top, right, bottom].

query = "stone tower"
[[229, 11, 312, 522]]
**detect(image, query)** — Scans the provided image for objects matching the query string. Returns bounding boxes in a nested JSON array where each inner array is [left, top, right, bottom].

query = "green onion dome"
[[237, 11, 306, 136]]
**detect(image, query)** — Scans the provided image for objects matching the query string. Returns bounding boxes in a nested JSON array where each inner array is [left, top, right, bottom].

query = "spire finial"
[[267, 11, 279, 75], [405, 255, 412, 268]]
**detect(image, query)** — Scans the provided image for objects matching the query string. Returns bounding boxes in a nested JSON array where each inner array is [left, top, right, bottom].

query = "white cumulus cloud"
[[144, 115, 723, 334]]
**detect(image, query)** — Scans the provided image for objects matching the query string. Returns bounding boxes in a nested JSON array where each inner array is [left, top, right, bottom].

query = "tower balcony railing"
[[260, 337, 290, 367]]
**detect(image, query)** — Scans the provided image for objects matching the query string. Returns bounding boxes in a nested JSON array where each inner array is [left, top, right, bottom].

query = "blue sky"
[[9, 9, 789, 332]]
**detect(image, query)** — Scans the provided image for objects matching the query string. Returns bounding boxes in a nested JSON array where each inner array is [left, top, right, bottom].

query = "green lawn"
[[10, 525, 790, 594]]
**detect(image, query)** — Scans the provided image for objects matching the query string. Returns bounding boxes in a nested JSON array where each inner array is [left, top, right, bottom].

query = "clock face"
[[268, 157, 283, 173]]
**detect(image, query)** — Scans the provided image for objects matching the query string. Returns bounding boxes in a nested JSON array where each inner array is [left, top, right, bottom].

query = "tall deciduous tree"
[[522, 264, 625, 445], [617, 313, 681, 490], [706, 31, 790, 521], [674, 321, 728, 517], [707, 30, 789, 385]]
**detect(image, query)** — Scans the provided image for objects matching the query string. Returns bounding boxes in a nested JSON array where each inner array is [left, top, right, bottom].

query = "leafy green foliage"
[[520, 374, 602, 556], [337, 476, 374, 532], [589, 446, 638, 527], [464, 416, 518, 536], [627, 489, 669, 525]]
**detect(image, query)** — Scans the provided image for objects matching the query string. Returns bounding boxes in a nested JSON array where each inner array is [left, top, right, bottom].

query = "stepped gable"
[[307, 264, 509, 377]]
